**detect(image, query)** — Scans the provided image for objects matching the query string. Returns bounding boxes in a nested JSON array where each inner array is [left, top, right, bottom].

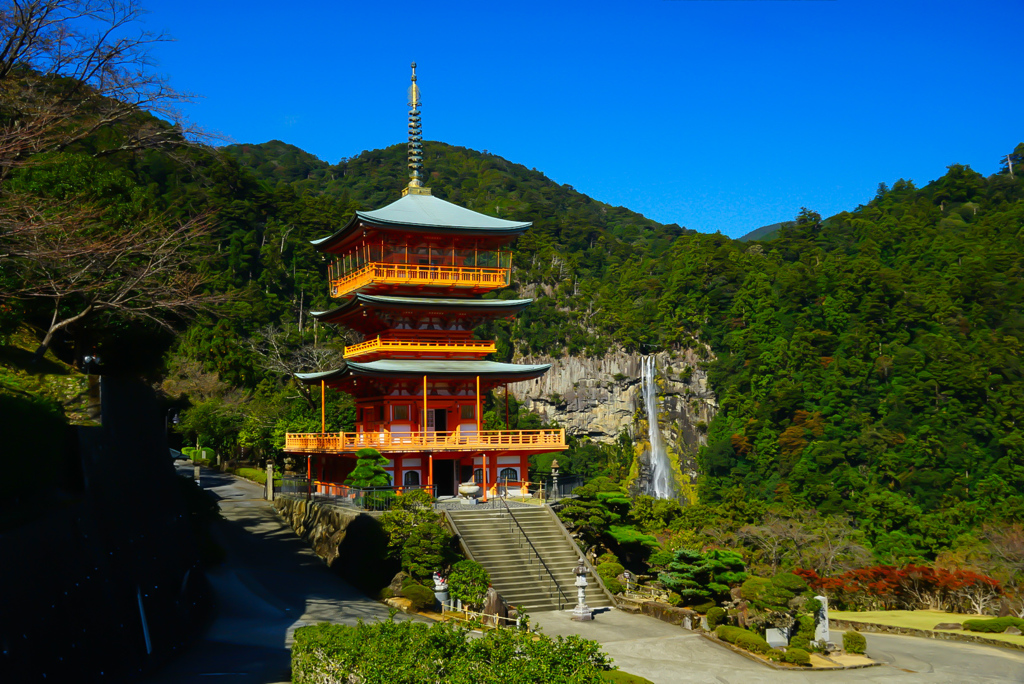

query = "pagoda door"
[[426, 408, 446, 433]]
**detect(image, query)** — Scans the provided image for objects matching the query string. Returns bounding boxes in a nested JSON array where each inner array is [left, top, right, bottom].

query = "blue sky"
[[143, 0, 1022, 238]]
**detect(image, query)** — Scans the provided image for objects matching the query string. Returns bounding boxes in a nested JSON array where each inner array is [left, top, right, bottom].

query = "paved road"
[[144, 463, 421, 684], [532, 608, 1024, 684]]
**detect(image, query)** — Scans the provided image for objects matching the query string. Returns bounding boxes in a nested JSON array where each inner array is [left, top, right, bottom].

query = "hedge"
[[843, 630, 866, 654], [706, 606, 727, 630], [229, 467, 282, 488], [715, 625, 770, 654], [292, 618, 612, 683], [962, 617, 1024, 633], [782, 647, 810, 666]]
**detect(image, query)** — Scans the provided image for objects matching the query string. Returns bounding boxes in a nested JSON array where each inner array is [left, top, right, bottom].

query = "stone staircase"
[[445, 506, 614, 613]]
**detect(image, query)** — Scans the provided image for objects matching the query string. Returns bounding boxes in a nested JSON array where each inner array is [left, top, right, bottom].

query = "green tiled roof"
[[310, 294, 533, 320], [311, 193, 530, 249], [296, 359, 550, 384]]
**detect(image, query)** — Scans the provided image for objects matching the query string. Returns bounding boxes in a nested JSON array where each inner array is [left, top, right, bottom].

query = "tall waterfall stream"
[[641, 356, 674, 499]]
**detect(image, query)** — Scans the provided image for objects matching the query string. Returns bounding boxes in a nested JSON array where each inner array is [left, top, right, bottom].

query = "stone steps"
[[446, 506, 613, 613]]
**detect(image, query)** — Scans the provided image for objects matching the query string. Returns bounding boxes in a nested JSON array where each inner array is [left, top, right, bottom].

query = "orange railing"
[[343, 336, 496, 359], [330, 263, 509, 298], [284, 428, 566, 453]]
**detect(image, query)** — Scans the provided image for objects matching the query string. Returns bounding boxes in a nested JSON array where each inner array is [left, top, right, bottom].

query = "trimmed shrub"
[[602, 576, 623, 595], [740, 577, 771, 603], [596, 562, 624, 594], [782, 647, 810, 666], [597, 561, 625, 579], [789, 614, 815, 650], [597, 551, 620, 566], [449, 560, 490, 609], [843, 630, 866, 654], [715, 625, 770, 654], [291, 617, 612, 683], [401, 584, 436, 612], [401, 522, 454, 579], [962, 617, 1024, 633], [706, 606, 727, 630], [766, 648, 783, 662], [691, 599, 716, 613]]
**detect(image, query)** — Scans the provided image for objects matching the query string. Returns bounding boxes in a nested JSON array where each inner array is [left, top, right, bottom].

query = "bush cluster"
[[449, 560, 491, 609], [843, 630, 867, 654], [706, 606, 727, 630], [291, 617, 612, 683], [596, 561, 624, 594], [401, 583, 436, 612], [715, 625, 770, 654], [781, 647, 810, 666], [962, 617, 1024, 633]]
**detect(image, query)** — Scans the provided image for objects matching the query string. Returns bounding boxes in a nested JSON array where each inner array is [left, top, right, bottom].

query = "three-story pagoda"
[[284, 64, 565, 498]]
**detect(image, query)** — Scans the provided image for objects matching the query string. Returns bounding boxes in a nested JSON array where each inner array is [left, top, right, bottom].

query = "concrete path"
[[531, 608, 1024, 684], [144, 464, 422, 684]]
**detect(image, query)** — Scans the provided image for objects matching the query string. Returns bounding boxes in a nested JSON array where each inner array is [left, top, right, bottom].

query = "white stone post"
[[266, 462, 275, 501]]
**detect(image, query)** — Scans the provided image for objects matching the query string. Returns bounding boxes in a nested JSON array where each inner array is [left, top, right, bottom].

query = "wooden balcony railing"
[[329, 263, 509, 298], [343, 336, 496, 359], [284, 428, 566, 454]]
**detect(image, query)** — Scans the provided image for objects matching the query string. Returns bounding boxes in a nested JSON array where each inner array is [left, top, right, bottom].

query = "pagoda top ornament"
[[404, 62, 431, 197]]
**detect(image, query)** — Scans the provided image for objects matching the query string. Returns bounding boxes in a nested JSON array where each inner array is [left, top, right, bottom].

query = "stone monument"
[[814, 594, 830, 645]]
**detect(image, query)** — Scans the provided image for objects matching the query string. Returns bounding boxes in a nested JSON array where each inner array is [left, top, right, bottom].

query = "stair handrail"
[[496, 496, 571, 609], [543, 504, 619, 605]]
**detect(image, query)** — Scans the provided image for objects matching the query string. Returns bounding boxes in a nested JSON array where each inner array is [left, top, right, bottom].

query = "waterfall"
[[641, 356, 674, 499]]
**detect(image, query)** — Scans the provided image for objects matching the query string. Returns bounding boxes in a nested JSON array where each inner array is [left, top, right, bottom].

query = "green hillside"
[[4, 36, 1024, 562]]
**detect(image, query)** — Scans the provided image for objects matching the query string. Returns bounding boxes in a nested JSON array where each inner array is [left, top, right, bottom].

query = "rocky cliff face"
[[513, 348, 718, 496]]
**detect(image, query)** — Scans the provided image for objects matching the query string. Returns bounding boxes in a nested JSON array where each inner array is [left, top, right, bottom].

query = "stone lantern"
[[571, 559, 593, 621], [551, 459, 560, 501]]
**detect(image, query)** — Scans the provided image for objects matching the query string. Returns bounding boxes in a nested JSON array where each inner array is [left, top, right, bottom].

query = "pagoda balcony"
[[343, 336, 496, 360], [329, 263, 509, 298], [283, 428, 566, 454]]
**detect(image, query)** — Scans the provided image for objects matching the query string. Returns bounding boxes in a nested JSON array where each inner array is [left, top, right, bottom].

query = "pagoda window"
[[498, 468, 518, 482], [404, 471, 420, 487], [473, 468, 483, 485], [460, 405, 474, 420], [393, 405, 409, 420]]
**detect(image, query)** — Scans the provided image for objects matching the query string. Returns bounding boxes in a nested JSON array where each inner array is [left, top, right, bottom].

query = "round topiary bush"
[[766, 648, 783, 662], [715, 625, 770, 654], [706, 606, 727, 630], [782, 647, 810, 666], [843, 629, 866, 654], [402, 584, 436, 612]]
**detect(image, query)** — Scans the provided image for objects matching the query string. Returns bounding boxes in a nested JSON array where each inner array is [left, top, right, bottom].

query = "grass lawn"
[[831, 610, 1024, 645]]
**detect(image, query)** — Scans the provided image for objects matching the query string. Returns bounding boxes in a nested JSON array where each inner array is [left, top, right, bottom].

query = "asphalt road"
[[143, 463, 421, 684]]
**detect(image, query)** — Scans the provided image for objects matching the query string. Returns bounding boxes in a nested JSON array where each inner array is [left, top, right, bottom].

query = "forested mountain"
[[4, 37, 1023, 563], [219, 139, 1024, 558]]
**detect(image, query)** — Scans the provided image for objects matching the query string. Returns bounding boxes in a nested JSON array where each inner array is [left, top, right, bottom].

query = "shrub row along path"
[[145, 463, 426, 684]]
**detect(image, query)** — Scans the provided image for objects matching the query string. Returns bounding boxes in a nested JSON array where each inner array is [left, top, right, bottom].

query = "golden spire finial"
[[403, 61, 431, 196]]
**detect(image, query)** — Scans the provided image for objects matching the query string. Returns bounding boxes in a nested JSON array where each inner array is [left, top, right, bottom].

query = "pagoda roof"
[[311, 294, 533, 322], [312, 193, 531, 251], [296, 359, 550, 384]]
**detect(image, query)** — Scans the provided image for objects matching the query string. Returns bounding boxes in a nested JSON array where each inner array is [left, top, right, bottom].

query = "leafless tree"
[[0, 0, 210, 175], [3, 206, 225, 357], [246, 325, 344, 409]]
